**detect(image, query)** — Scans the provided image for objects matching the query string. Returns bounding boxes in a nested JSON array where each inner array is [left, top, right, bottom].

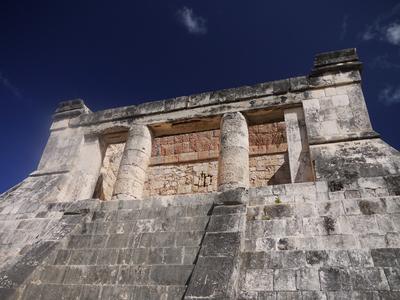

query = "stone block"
[[316, 201, 344, 217], [241, 252, 266, 270], [151, 232, 176, 247], [208, 214, 242, 232], [256, 237, 276, 252], [176, 216, 209, 232], [117, 265, 150, 285], [84, 266, 118, 284], [21, 284, 42, 300], [167, 286, 186, 300], [350, 268, 390, 290], [243, 269, 273, 292], [148, 247, 163, 264], [79, 285, 101, 300], [371, 248, 400, 267], [256, 291, 276, 299], [149, 265, 193, 285], [185, 256, 239, 298], [96, 249, 118, 265], [69, 249, 98, 265], [347, 249, 373, 267], [301, 291, 327, 300], [218, 187, 249, 205], [359, 234, 386, 249], [54, 249, 71, 265], [106, 234, 129, 248], [281, 251, 307, 268], [41, 284, 82, 300], [213, 204, 245, 215], [132, 232, 153, 248], [384, 268, 400, 291], [67, 235, 91, 249], [63, 266, 84, 284], [89, 234, 108, 248], [274, 269, 296, 291], [386, 232, 400, 247], [319, 267, 351, 291], [40, 266, 67, 284], [296, 268, 320, 290], [175, 231, 204, 247], [185, 204, 212, 217], [201, 232, 240, 257]]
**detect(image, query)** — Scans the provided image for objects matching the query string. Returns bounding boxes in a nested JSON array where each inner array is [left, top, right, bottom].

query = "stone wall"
[[239, 176, 400, 299], [143, 161, 218, 196], [143, 122, 290, 197], [144, 130, 220, 196], [248, 122, 290, 187]]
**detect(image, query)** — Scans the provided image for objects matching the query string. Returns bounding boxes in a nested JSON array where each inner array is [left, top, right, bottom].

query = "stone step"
[[38, 264, 194, 286], [81, 216, 209, 235], [64, 231, 205, 250], [52, 247, 199, 266], [21, 283, 186, 300]]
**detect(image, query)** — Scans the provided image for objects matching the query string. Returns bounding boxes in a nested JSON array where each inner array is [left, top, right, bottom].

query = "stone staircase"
[[18, 195, 215, 300]]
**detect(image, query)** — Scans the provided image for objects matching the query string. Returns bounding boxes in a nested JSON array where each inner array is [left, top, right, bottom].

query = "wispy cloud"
[[361, 4, 400, 46], [379, 85, 400, 106], [177, 6, 207, 35], [386, 23, 400, 45], [0, 72, 22, 99], [340, 15, 349, 40]]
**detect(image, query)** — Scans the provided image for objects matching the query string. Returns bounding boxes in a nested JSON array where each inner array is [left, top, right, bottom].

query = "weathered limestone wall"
[[143, 123, 290, 197], [239, 176, 400, 299], [144, 129, 220, 196], [303, 83, 373, 145], [150, 129, 220, 164], [144, 161, 218, 196]]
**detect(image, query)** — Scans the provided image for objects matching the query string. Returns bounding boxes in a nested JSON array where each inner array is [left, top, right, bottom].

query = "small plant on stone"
[[261, 215, 270, 220], [274, 197, 282, 204]]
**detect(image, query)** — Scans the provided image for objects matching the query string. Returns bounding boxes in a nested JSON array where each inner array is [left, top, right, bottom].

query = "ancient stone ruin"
[[0, 48, 400, 299]]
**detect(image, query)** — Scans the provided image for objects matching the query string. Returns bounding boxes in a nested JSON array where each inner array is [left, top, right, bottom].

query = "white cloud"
[[386, 23, 400, 45], [361, 4, 400, 46], [379, 85, 400, 106], [0, 72, 22, 99], [177, 7, 207, 35]]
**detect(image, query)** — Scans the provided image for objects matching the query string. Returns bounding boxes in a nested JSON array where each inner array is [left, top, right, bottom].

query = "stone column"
[[284, 107, 314, 183], [218, 112, 249, 193], [112, 124, 152, 200]]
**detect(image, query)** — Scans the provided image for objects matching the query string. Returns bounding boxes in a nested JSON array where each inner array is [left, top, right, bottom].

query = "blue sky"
[[1, 0, 400, 192]]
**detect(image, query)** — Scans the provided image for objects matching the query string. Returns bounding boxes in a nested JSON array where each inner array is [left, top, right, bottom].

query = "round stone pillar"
[[112, 124, 152, 200], [218, 112, 249, 192]]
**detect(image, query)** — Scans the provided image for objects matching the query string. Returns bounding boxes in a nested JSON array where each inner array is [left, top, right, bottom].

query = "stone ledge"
[[308, 131, 380, 146]]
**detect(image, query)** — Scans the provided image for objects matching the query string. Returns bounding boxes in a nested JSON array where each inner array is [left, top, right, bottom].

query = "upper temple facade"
[[1, 49, 400, 299]]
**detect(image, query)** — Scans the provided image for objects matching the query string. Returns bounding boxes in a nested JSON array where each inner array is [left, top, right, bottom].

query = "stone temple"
[[1, 48, 400, 300]]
